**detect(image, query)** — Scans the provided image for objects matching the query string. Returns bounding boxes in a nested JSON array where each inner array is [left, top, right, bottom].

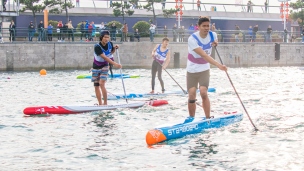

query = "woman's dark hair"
[[99, 30, 110, 41], [198, 17, 210, 26]]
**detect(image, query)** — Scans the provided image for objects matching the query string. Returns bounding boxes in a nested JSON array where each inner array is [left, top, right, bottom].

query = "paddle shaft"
[[116, 49, 128, 103], [155, 60, 188, 95], [215, 47, 258, 131]]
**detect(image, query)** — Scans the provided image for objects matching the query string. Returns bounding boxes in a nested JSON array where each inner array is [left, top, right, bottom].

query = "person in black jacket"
[[110, 23, 116, 41], [80, 21, 85, 41], [37, 21, 44, 41], [2, 0, 7, 11], [28, 21, 35, 41], [252, 25, 258, 42], [9, 20, 16, 42]]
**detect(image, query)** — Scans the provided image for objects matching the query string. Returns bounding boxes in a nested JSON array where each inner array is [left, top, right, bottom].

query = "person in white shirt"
[[186, 17, 227, 119]]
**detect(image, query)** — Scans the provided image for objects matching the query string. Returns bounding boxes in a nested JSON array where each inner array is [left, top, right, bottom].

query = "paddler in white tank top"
[[150, 37, 171, 94], [186, 17, 227, 119]]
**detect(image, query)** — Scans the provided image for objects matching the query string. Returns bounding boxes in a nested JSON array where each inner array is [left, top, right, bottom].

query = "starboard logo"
[[167, 124, 199, 136]]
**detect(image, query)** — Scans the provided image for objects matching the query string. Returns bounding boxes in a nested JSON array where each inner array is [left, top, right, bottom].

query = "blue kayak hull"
[[108, 88, 216, 100], [146, 113, 243, 145]]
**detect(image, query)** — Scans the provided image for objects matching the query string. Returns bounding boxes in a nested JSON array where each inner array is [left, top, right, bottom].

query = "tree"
[[19, 0, 57, 27], [289, 0, 304, 28], [143, 0, 179, 26], [48, 0, 74, 23], [111, 0, 136, 24]]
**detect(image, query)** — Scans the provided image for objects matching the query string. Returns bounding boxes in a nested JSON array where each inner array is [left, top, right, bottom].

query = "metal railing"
[[0, 27, 303, 43]]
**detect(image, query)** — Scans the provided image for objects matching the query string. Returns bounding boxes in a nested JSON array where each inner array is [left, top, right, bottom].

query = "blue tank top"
[[94, 42, 113, 66], [154, 44, 169, 64]]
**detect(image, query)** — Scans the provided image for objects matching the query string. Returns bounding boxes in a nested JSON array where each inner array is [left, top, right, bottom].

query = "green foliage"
[[107, 21, 123, 30], [111, 1, 134, 21], [163, 8, 179, 18], [48, 20, 58, 28], [289, 0, 304, 27], [132, 21, 150, 36]]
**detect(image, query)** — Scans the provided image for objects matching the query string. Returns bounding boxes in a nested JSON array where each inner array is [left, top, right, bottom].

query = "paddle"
[[215, 47, 258, 131], [116, 49, 128, 103], [155, 60, 188, 95]]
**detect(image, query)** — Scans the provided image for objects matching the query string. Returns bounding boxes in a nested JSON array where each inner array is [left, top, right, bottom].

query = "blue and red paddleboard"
[[23, 102, 146, 115], [146, 112, 243, 145]]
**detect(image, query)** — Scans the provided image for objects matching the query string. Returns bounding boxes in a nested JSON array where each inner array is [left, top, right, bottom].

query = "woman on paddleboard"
[[92, 31, 121, 105], [150, 37, 171, 94], [187, 17, 227, 119]]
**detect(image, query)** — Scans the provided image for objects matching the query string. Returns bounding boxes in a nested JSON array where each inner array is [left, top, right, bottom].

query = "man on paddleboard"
[[150, 37, 171, 94], [92, 31, 122, 105], [187, 17, 227, 119]]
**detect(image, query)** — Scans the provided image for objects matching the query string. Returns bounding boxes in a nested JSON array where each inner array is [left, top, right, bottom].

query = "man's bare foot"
[[150, 90, 154, 94]]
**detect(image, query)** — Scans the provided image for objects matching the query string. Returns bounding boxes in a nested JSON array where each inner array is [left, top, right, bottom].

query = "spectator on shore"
[[253, 24, 258, 42], [197, 0, 201, 11], [3, 0, 7, 11], [76, 0, 80, 7], [99, 22, 105, 33], [264, 0, 268, 13], [67, 20, 74, 42], [47, 24, 53, 41], [301, 28, 304, 43], [247, 1, 252, 12], [194, 23, 199, 32], [9, 20, 16, 42], [266, 25, 272, 42], [164, 25, 168, 37], [91, 21, 96, 41], [211, 23, 216, 32], [235, 25, 240, 42], [110, 23, 116, 41], [87, 22, 93, 41], [85, 20, 90, 41], [248, 26, 253, 42], [172, 24, 178, 42], [134, 28, 140, 42], [149, 24, 156, 42], [162, 0, 166, 9], [122, 23, 128, 42], [80, 21, 85, 41], [28, 21, 35, 41], [57, 21, 64, 42], [37, 21, 44, 41], [284, 28, 288, 43]]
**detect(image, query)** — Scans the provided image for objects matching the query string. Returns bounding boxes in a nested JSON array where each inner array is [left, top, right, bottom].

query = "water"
[[0, 67, 303, 170]]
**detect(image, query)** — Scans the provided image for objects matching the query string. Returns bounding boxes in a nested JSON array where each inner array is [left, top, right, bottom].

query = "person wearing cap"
[[91, 31, 121, 105], [28, 21, 35, 41]]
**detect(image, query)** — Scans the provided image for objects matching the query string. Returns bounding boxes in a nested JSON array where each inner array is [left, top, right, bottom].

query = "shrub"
[[48, 20, 58, 28], [132, 21, 150, 37], [106, 21, 123, 31]]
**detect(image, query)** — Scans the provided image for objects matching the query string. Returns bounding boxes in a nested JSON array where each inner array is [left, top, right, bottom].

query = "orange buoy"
[[40, 69, 47, 75]]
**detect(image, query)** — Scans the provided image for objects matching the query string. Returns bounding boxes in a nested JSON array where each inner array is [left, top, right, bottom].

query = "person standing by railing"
[[197, 0, 201, 11], [2, 0, 7, 11], [122, 23, 128, 42], [110, 23, 116, 41], [264, 0, 268, 13], [164, 25, 168, 37], [28, 21, 35, 41], [9, 20, 16, 42], [67, 20, 74, 42], [301, 28, 304, 43], [47, 24, 53, 41], [57, 21, 63, 42], [76, 0, 80, 7], [266, 25, 272, 42], [248, 26, 253, 42], [37, 20, 44, 41], [134, 28, 140, 42], [149, 24, 156, 42], [252, 25, 258, 42], [80, 21, 85, 41]]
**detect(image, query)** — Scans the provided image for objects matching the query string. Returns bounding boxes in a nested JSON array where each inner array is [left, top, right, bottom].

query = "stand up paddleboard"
[[77, 73, 140, 79], [23, 102, 145, 115], [107, 88, 216, 100], [146, 112, 243, 145]]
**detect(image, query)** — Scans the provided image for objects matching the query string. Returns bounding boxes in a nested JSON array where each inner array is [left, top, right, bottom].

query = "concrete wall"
[[0, 42, 303, 71]]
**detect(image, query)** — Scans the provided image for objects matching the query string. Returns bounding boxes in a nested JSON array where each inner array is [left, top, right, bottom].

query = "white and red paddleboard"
[[23, 102, 146, 115]]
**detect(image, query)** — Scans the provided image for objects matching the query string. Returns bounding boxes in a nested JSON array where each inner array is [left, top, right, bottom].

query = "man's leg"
[[199, 86, 210, 118]]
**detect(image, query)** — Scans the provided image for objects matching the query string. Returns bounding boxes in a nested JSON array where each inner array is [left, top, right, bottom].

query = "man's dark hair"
[[99, 30, 110, 41], [162, 37, 169, 42], [198, 17, 210, 26]]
